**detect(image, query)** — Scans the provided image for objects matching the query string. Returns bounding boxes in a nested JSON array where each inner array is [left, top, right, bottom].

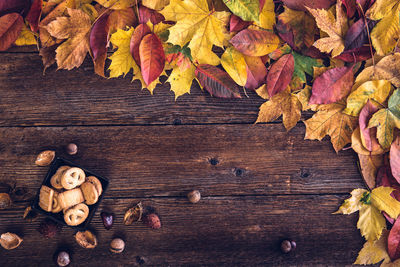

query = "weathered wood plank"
[[0, 124, 363, 199], [0, 195, 363, 266]]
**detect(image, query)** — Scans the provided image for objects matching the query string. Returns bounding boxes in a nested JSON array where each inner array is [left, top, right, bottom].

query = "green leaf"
[[223, 0, 260, 23], [291, 51, 323, 89]]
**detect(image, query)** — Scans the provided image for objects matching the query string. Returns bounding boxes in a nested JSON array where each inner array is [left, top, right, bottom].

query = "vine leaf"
[[195, 64, 241, 98]]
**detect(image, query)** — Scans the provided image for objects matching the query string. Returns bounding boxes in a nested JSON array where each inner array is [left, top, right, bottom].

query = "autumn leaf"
[[25, 0, 42, 32], [304, 101, 358, 152], [108, 8, 137, 33], [244, 55, 268, 90], [307, 0, 348, 57], [0, 13, 24, 51], [160, 0, 230, 65], [130, 24, 152, 66], [369, 89, 400, 149], [138, 6, 165, 25], [221, 46, 247, 86], [229, 14, 251, 32], [266, 54, 294, 98], [167, 64, 195, 99], [45, 8, 91, 70], [256, 88, 301, 131], [358, 153, 384, 189], [223, 0, 260, 23], [139, 33, 165, 86], [352, 127, 385, 156], [255, 0, 275, 30], [309, 66, 353, 105], [142, 0, 170, 10], [38, 0, 68, 48], [344, 80, 392, 117], [334, 188, 367, 214], [14, 22, 36, 46], [291, 52, 323, 89], [0, 0, 32, 17], [391, 137, 400, 184], [90, 11, 111, 77], [344, 18, 376, 50], [358, 204, 387, 241], [96, 0, 136, 10], [230, 27, 280, 57], [195, 64, 241, 98], [281, 0, 336, 11]]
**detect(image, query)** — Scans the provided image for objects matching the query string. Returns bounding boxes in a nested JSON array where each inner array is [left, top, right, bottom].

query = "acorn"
[[110, 238, 125, 253], [66, 143, 78, 155], [187, 190, 201, 203], [143, 213, 161, 229], [56, 251, 70, 266], [281, 239, 296, 253]]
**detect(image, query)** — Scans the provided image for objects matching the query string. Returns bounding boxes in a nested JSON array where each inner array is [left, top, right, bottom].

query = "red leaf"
[[359, 100, 380, 152], [0, 13, 24, 51], [130, 23, 151, 67], [25, 0, 42, 32], [0, 0, 31, 17], [281, 0, 336, 11], [266, 54, 294, 98], [341, 0, 356, 18], [229, 14, 251, 32], [139, 33, 165, 86], [309, 66, 353, 105], [195, 64, 242, 98], [388, 216, 400, 261], [90, 11, 110, 77], [244, 56, 268, 90], [391, 137, 400, 184], [336, 46, 372, 62], [138, 6, 164, 25], [259, 0, 265, 12], [356, 0, 375, 15], [344, 19, 376, 50]]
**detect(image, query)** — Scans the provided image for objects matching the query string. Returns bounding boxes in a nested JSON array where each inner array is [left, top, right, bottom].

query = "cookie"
[[64, 203, 89, 226], [51, 192, 63, 213], [39, 185, 54, 212], [57, 188, 84, 210], [50, 166, 70, 189], [61, 167, 86, 190], [80, 182, 99, 205], [86, 176, 102, 196]]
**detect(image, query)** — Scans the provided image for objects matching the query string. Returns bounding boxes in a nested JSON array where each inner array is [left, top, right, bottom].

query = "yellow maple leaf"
[[221, 46, 247, 87], [256, 88, 302, 131], [15, 23, 37, 46], [367, 0, 400, 56], [354, 230, 393, 265], [304, 102, 358, 153], [160, 0, 230, 65], [167, 65, 195, 99], [334, 188, 367, 215], [357, 204, 386, 241], [45, 8, 91, 70], [307, 0, 347, 57]]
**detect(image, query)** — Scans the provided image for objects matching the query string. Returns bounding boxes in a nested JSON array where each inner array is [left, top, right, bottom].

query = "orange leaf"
[[0, 13, 23, 51], [130, 23, 151, 67], [139, 33, 165, 86], [229, 27, 279, 56]]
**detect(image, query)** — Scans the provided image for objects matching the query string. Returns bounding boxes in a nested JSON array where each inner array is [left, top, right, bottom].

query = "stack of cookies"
[[39, 166, 103, 226]]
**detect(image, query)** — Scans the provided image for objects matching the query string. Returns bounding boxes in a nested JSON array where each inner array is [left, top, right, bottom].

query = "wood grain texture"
[[0, 124, 363, 200], [0, 195, 363, 266]]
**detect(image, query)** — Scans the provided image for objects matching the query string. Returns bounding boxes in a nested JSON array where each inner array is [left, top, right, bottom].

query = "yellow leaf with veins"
[[221, 46, 247, 86], [160, 0, 230, 65], [333, 188, 367, 215], [371, 186, 400, 219], [307, 1, 347, 57], [357, 204, 386, 241], [167, 65, 195, 99], [45, 8, 91, 70]]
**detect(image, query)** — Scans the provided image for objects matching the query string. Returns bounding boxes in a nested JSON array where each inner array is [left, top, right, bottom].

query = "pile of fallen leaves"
[[1, 0, 400, 264]]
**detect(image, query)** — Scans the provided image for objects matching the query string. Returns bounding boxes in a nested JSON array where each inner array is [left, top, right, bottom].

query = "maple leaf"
[[368, 89, 400, 149], [167, 64, 196, 99], [45, 8, 91, 70], [304, 101, 358, 152], [357, 204, 386, 241], [371, 186, 400, 221], [367, 0, 400, 56], [223, 0, 260, 23], [344, 80, 392, 117], [256, 88, 302, 131], [221, 46, 247, 87], [334, 188, 367, 214], [160, 0, 230, 66], [307, 0, 348, 57]]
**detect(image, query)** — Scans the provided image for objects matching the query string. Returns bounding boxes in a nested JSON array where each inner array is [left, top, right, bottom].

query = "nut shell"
[[187, 190, 201, 203], [0, 193, 12, 209], [35, 150, 55, 166], [56, 251, 70, 267], [0, 232, 23, 250], [75, 230, 97, 249], [110, 238, 125, 253], [143, 213, 161, 229]]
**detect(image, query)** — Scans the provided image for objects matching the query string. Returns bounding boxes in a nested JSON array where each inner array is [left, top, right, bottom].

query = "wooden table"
[[0, 49, 366, 266]]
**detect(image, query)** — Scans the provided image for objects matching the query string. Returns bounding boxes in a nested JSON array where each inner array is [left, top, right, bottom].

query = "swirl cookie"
[[80, 182, 99, 205], [86, 176, 102, 196], [39, 185, 54, 212], [51, 192, 63, 213], [61, 167, 86, 190], [50, 166, 70, 189], [57, 188, 84, 210], [64, 203, 89, 226]]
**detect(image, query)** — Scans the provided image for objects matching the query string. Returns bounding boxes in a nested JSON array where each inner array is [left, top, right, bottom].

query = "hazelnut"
[[0, 193, 11, 209], [143, 213, 161, 229], [281, 239, 296, 253], [110, 238, 125, 253], [0, 232, 23, 250], [66, 143, 78, 155], [75, 230, 97, 249], [187, 190, 201, 203], [101, 212, 114, 230], [56, 251, 70, 266], [35, 150, 55, 166]]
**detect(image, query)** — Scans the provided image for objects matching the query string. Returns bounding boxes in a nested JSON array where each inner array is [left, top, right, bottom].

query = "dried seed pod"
[[0, 232, 23, 250], [56, 251, 70, 266], [110, 238, 125, 253], [101, 212, 114, 230], [143, 213, 161, 229], [35, 150, 55, 166], [187, 190, 201, 203], [75, 230, 97, 249], [23, 206, 38, 222], [123, 202, 143, 225], [66, 143, 78, 155], [0, 193, 11, 209]]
